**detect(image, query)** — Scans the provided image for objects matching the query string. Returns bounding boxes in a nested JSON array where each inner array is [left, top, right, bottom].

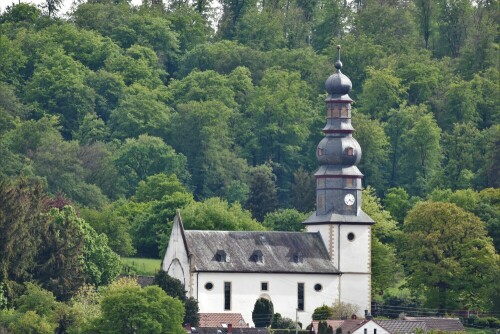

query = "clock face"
[[344, 193, 355, 206]]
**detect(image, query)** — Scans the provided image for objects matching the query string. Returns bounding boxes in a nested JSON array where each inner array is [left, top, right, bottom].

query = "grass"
[[465, 327, 497, 334], [121, 257, 161, 276]]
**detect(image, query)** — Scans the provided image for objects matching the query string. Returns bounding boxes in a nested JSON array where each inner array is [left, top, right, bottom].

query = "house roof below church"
[[184, 230, 339, 274]]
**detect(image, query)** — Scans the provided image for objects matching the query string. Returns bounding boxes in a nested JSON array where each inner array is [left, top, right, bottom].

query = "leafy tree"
[[153, 270, 186, 301], [113, 135, 189, 195], [92, 284, 185, 334], [245, 68, 313, 171], [0, 178, 46, 285], [290, 168, 315, 213], [434, 0, 472, 57], [312, 304, 333, 320], [80, 205, 134, 256], [383, 187, 413, 224], [36, 206, 86, 301], [234, 8, 286, 51], [318, 320, 334, 334], [401, 201, 499, 313], [154, 271, 199, 326], [252, 297, 273, 327], [358, 67, 406, 120], [263, 209, 307, 232], [400, 110, 442, 196], [15, 283, 58, 317], [170, 100, 248, 199], [362, 188, 402, 295], [271, 312, 296, 329], [109, 84, 172, 140], [245, 165, 278, 222], [441, 122, 481, 189], [184, 297, 200, 327], [24, 49, 95, 139], [182, 197, 264, 231], [330, 301, 359, 320], [352, 111, 390, 193]]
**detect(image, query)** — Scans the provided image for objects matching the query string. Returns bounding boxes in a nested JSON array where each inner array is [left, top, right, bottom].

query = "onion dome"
[[325, 46, 352, 100]]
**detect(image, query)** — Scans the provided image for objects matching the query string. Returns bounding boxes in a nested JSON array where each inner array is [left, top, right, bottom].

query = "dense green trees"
[[0, 0, 498, 317]]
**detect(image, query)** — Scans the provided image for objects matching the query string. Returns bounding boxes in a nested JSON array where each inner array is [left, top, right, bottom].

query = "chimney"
[[228, 324, 233, 334], [185, 323, 191, 333]]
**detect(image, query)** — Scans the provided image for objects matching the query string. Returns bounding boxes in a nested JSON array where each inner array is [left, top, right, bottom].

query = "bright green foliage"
[[182, 197, 264, 231], [252, 297, 274, 327], [441, 79, 478, 129], [134, 173, 187, 203], [24, 49, 95, 139], [399, 109, 442, 196], [325, 35, 386, 94], [0, 309, 56, 334], [171, 100, 248, 198], [263, 209, 307, 232], [394, 51, 441, 105], [178, 40, 266, 80], [15, 283, 58, 317], [441, 122, 481, 189], [312, 304, 334, 320], [352, 111, 390, 193], [113, 135, 189, 195], [109, 84, 172, 140], [245, 68, 313, 168], [402, 201, 499, 312], [104, 45, 165, 89], [235, 8, 286, 51], [355, 0, 419, 53], [85, 70, 125, 122], [362, 188, 402, 295], [167, 4, 211, 52], [93, 285, 185, 334], [38, 206, 120, 299], [383, 187, 413, 224], [358, 67, 406, 120]]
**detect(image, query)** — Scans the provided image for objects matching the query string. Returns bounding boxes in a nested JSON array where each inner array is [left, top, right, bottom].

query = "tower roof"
[[325, 45, 352, 100]]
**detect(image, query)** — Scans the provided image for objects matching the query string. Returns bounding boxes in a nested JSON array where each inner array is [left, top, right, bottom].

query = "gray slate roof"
[[184, 230, 339, 274], [376, 320, 427, 334], [190, 328, 270, 334], [404, 318, 465, 332]]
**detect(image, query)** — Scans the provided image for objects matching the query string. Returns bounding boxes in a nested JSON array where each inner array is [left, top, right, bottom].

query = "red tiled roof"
[[199, 313, 249, 328]]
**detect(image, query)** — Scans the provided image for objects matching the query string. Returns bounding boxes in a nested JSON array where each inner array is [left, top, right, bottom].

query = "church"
[[162, 48, 374, 327]]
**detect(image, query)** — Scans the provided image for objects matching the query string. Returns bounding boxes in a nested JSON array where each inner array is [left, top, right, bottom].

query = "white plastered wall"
[[352, 320, 389, 334], [196, 272, 340, 327], [162, 219, 190, 288]]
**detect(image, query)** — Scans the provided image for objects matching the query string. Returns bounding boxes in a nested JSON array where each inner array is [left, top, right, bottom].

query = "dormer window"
[[346, 147, 353, 156], [252, 250, 263, 263], [317, 148, 324, 156], [294, 252, 304, 264], [216, 250, 229, 262]]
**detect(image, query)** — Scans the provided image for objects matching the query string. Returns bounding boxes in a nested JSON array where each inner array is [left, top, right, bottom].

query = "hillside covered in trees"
[[0, 0, 498, 329]]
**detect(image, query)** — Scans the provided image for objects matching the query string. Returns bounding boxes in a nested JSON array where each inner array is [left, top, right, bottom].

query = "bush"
[[474, 318, 489, 328], [485, 317, 500, 328]]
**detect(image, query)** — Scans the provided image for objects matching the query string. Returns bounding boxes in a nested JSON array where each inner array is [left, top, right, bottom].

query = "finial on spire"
[[335, 45, 343, 71]]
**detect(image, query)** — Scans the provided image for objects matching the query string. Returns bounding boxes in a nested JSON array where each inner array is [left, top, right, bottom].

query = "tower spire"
[[304, 45, 374, 223]]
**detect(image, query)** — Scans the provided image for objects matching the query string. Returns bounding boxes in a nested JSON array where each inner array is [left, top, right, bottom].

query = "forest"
[[0, 0, 498, 332]]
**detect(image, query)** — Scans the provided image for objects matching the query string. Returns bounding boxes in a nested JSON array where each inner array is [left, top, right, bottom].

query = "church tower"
[[303, 46, 374, 314]]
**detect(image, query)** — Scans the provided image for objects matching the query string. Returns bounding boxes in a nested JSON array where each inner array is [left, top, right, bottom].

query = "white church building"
[[162, 47, 374, 327]]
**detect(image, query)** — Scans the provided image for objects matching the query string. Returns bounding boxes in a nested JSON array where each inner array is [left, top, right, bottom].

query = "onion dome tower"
[[303, 46, 373, 314], [304, 45, 374, 225]]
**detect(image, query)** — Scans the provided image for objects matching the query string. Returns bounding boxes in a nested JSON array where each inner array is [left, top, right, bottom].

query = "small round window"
[[347, 232, 355, 241], [314, 283, 322, 292], [205, 282, 213, 290]]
